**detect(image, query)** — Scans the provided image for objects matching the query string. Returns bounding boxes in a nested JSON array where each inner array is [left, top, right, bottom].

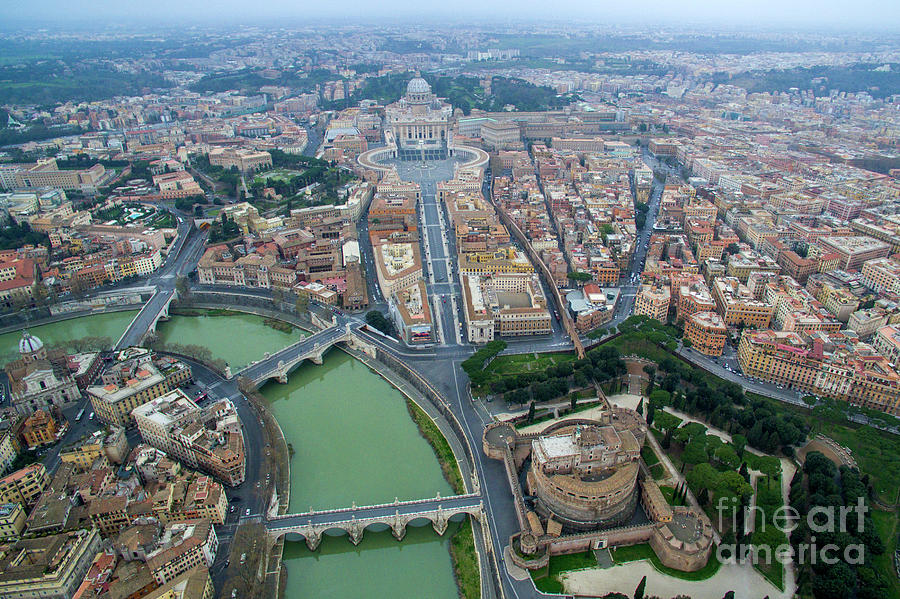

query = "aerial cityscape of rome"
[[0, 0, 898, 598]]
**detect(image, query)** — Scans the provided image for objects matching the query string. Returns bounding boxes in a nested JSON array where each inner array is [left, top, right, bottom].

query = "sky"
[[1, 0, 899, 30]]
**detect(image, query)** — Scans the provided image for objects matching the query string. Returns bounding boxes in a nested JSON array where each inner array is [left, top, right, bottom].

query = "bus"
[[75, 409, 84, 422]]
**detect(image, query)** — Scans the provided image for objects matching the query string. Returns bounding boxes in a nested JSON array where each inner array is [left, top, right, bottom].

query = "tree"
[[567, 271, 592, 283], [715, 444, 741, 470], [295, 293, 309, 314], [646, 403, 655, 427], [674, 422, 706, 446], [653, 410, 681, 433], [527, 401, 536, 423], [634, 575, 646, 599], [175, 276, 190, 302], [365, 310, 396, 337], [570, 394, 577, 411], [697, 487, 710, 506], [271, 287, 284, 306], [648, 389, 671, 406], [682, 438, 709, 465], [688, 463, 720, 492], [732, 433, 747, 457]]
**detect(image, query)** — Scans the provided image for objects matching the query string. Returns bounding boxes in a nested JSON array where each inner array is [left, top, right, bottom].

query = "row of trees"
[[461, 340, 508, 385], [364, 310, 397, 338], [498, 344, 625, 405], [0, 221, 50, 251], [208, 213, 241, 243], [635, 332, 809, 456], [789, 453, 887, 599]]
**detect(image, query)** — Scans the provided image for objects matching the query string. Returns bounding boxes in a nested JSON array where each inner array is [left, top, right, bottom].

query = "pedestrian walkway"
[[594, 548, 614, 569]]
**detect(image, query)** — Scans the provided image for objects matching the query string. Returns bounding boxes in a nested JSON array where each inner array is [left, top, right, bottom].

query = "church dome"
[[406, 77, 431, 96], [19, 331, 43, 355]]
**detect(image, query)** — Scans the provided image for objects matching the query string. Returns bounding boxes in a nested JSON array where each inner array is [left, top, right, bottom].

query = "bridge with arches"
[[264, 493, 483, 550], [235, 321, 361, 387]]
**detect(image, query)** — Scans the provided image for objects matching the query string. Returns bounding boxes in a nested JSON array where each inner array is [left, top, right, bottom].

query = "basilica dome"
[[406, 77, 431, 96], [19, 331, 43, 355]]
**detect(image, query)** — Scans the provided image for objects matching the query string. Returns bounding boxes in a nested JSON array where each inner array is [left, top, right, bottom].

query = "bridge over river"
[[265, 492, 483, 550], [235, 319, 358, 387]]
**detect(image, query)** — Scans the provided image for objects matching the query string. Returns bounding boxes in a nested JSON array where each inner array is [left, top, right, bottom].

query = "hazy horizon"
[[1, 0, 899, 32]]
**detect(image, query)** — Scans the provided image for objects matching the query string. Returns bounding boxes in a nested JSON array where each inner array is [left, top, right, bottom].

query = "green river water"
[[0, 310, 139, 366], [155, 313, 306, 370], [112, 312, 459, 598]]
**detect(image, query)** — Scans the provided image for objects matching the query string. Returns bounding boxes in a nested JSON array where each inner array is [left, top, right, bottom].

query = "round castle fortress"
[[484, 409, 714, 573]]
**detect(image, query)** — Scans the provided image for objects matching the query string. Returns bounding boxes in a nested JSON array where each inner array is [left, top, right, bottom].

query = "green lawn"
[[660, 485, 685, 506], [484, 351, 576, 376], [749, 392, 900, 505], [253, 168, 305, 184], [405, 399, 464, 494], [871, 509, 900, 599], [611, 543, 721, 581], [819, 421, 900, 505], [531, 551, 597, 594], [449, 520, 480, 599], [641, 445, 660, 467]]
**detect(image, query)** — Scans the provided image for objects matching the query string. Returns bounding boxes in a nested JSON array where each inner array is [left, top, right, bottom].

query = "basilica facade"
[[385, 77, 453, 160]]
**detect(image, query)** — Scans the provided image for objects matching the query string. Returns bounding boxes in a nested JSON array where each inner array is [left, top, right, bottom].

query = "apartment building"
[[672, 275, 717, 321], [634, 284, 671, 322], [374, 241, 422, 299], [861, 257, 900, 294], [462, 273, 552, 341], [152, 171, 203, 199], [0, 528, 101, 599], [369, 193, 418, 235], [13, 159, 106, 192], [684, 311, 728, 356], [197, 246, 277, 288], [87, 350, 193, 427], [0, 503, 26, 540], [133, 390, 246, 486], [848, 308, 888, 338], [712, 277, 775, 328], [725, 251, 781, 283], [819, 236, 891, 271], [21, 410, 59, 448], [389, 280, 434, 345], [739, 329, 900, 415], [144, 566, 214, 599], [0, 425, 19, 477], [777, 250, 817, 284], [874, 325, 900, 364], [146, 519, 218, 585], [0, 463, 49, 507], [458, 247, 534, 276]]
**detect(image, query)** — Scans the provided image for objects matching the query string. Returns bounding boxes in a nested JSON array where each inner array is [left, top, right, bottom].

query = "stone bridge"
[[236, 322, 359, 387], [115, 289, 176, 349], [265, 493, 483, 550]]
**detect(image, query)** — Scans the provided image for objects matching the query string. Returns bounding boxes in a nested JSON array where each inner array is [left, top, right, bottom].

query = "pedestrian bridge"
[[236, 322, 358, 387], [265, 493, 483, 550]]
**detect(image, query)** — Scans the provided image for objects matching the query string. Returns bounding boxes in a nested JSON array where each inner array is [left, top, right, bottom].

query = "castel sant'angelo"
[[484, 407, 715, 572]]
